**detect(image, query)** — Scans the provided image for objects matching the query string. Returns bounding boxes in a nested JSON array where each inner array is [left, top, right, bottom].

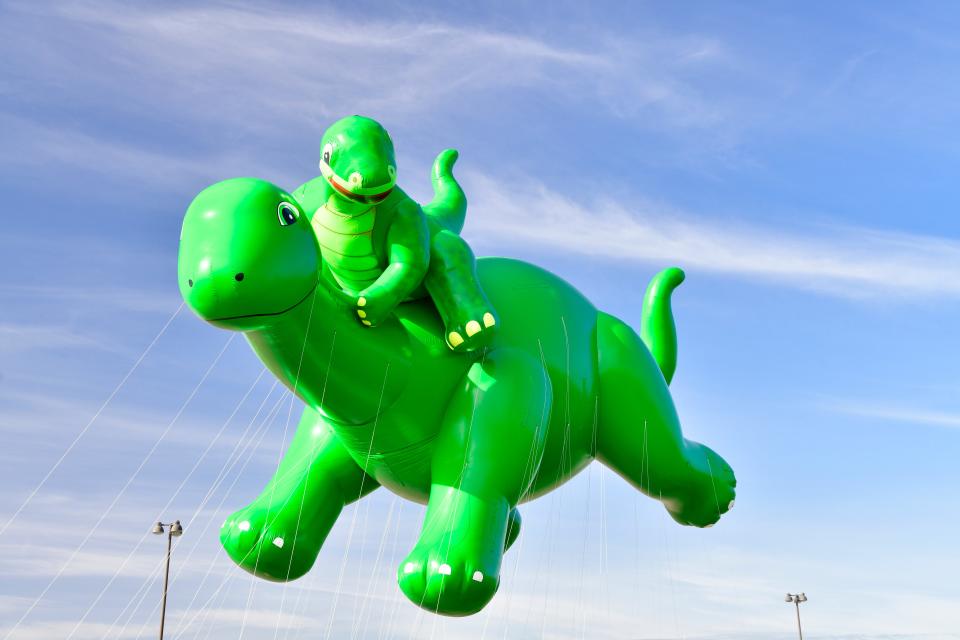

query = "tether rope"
[[121, 379, 281, 636], [271, 328, 337, 640], [426, 350, 490, 637], [159, 389, 289, 638], [347, 494, 395, 640], [494, 337, 552, 640], [118, 381, 283, 637], [577, 397, 600, 639], [374, 500, 407, 640], [4, 332, 233, 640], [105, 550, 168, 639], [283, 332, 341, 640], [0, 303, 184, 539], [238, 287, 319, 640], [67, 366, 269, 639], [322, 362, 391, 640], [356, 496, 401, 640]]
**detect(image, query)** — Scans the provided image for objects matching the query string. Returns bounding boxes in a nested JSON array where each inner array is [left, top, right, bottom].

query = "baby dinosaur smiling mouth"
[[318, 155, 395, 203]]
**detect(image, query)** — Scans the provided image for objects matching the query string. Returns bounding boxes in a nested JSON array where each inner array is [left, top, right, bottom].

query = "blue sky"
[[2, 1, 960, 638]]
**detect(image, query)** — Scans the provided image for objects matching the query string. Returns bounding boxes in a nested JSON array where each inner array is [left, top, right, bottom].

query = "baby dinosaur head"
[[319, 115, 397, 204], [178, 178, 321, 330]]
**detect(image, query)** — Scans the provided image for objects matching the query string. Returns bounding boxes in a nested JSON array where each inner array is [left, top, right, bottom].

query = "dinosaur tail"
[[422, 148, 467, 234], [640, 267, 685, 385]]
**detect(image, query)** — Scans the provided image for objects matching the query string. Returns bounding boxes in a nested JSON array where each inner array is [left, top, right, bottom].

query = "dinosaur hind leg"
[[424, 228, 498, 352], [594, 312, 736, 528]]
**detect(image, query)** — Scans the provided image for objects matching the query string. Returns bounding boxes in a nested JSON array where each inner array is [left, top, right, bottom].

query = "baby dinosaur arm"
[[355, 200, 430, 326]]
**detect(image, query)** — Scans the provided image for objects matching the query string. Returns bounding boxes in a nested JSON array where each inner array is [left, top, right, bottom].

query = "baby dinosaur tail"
[[640, 267, 685, 385], [423, 149, 467, 234]]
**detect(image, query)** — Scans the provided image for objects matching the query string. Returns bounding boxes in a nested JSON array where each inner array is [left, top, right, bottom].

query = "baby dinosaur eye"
[[321, 143, 333, 166], [277, 202, 299, 226]]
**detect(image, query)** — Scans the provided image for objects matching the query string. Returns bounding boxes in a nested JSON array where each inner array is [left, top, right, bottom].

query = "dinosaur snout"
[[181, 261, 250, 323]]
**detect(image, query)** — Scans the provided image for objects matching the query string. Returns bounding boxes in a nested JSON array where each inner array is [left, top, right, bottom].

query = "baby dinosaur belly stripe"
[[311, 204, 382, 293]]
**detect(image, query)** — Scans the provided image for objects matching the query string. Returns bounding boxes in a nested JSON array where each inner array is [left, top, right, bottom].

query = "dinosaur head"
[[178, 178, 321, 330], [319, 115, 397, 205]]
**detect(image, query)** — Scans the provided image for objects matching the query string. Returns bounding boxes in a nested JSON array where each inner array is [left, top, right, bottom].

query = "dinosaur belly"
[[311, 204, 382, 294]]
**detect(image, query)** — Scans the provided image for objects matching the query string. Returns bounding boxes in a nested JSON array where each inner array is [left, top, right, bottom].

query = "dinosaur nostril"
[[235, 273, 245, 282], [188, 279, 193, 287]]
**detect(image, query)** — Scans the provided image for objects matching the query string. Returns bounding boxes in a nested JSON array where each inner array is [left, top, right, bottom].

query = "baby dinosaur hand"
[[354, 291, 398, 327]]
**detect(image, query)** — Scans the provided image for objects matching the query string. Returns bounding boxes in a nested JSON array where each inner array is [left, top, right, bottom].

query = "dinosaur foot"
[[445, 311, 498, 353], [397, 493, 507, 616], [662, 443, 737, 528], [220, 499, 323, 582]]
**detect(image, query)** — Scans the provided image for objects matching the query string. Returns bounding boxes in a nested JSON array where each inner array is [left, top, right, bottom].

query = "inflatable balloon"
[[177, 120, 736, 617], [295, 115, 497, 352]]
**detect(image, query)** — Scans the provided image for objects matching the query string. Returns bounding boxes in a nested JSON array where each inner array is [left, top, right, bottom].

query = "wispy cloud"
[[463, 170, 960, 299], [0, 112, 283, 190], [0, 284, 180, 316], [0, 324, 104, 354], [828, 402, 960, 430], [0, 620, 153, 640], [0, 1, 734, 140]]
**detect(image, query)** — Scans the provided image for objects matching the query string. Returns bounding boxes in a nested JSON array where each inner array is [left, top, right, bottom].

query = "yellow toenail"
[[448, 332, 464, 347], [357, 297, 367, 307], [482, 312, 496, 328], [357, 310, 366, 318], [465, 320, 481, 337], [362, 320, 372, 326]]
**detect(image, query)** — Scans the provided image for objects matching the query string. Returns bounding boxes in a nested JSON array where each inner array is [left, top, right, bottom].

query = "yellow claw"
[[448, 331, 464, 348], [465, 320, 481, 337], [357, 297, 367, 307], [482, 312, 496, 328], [357, 310, 367, 318], [362, 319, 372, 327]]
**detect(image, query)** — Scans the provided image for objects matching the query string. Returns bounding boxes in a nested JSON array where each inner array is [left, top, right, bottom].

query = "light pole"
[[784, 592, 807, 639], [152, 520, 183, 640]]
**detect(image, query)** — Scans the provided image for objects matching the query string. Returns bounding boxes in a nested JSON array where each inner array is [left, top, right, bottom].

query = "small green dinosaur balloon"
[[294, 115, 497, 351], [178, 175, 736, 617]]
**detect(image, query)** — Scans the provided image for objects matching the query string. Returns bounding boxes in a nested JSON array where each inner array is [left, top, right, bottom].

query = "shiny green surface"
[[178, 178, 736, 617], [294, 115, 496, 351]]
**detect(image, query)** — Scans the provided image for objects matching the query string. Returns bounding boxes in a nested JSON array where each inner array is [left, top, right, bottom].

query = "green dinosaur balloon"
[[178, 174, 736, 617]]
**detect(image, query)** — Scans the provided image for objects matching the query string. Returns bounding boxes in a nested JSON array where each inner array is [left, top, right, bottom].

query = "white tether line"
[[66, 369, 266, 640], [152, 393, 287, 640], [66, 367, 269, 640], [3, 332, 233, 640], [322, 363, 391, 640], [113, 379, 282, 639], [0, 302, 184, 539]]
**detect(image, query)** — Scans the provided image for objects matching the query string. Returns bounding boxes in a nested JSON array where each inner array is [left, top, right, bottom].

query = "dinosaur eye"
[[277, 202, 299, 226], [321, 143, 333, 166]]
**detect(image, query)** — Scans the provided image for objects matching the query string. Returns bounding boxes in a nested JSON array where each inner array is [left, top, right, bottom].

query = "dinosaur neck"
[[245, 277, 413, 425], [325, 192, 373, 216]]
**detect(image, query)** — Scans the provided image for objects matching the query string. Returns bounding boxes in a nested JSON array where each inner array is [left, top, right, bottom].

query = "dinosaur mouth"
[[319, 157, 395, 204], [207, 279, 319, 323], [329, 180, 393, 204]]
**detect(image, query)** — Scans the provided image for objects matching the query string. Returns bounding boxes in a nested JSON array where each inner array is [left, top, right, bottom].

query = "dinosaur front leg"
[[221, 405, 379, 581], [425, 228, 498, 352], [397, 349, 551, 615]]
